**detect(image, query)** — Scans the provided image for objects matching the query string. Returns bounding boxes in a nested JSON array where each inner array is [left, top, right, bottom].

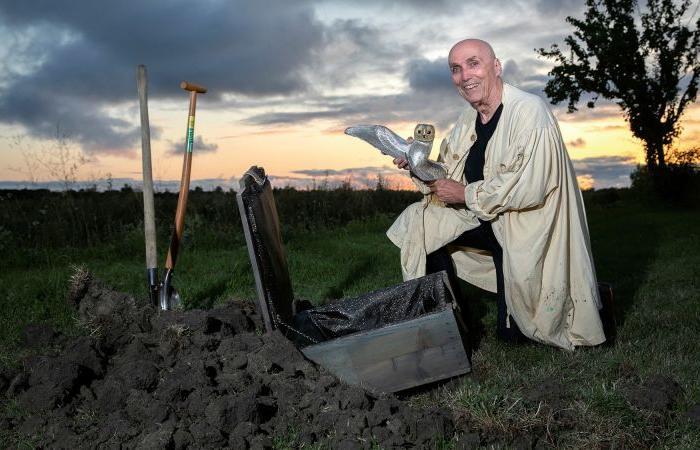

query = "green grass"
[[412, 199, 700, 448], [0, 213, 403, 357], [1, 191, 699, 447]]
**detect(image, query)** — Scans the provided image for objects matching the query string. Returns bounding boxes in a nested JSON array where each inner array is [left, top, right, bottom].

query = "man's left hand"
[[428, 179, 466, 204]]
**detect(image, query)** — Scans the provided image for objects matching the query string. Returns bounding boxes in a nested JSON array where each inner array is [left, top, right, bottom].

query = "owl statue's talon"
[[345, 123, 447, 181]]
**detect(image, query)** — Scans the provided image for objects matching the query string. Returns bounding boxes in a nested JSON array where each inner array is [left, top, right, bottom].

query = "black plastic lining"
[[291, 271, 451, 348], [237, 166, 456, 348]]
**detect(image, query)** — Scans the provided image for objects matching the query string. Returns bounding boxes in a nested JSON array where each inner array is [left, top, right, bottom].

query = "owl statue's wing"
[[408, 141, 447, 181], [344, 125, 410, 160]]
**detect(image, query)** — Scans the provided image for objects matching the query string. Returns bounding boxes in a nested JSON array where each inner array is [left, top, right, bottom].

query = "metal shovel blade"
[[159, 268, 181, 311]]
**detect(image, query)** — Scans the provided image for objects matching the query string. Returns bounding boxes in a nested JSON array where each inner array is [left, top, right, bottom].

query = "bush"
[[630, 147, 700, 206], [1, 187, 421, 267], [582, 188, 621, 208]]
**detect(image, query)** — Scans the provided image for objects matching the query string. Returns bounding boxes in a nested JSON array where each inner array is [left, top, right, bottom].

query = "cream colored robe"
[[387, 83, 605, 350]]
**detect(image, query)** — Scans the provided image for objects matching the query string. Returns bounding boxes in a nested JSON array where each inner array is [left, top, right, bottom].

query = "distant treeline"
[[1, 180, 695, 268], [0, 187, 421, 261]]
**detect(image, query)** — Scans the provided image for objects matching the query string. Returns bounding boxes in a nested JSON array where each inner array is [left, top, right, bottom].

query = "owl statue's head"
[[413, 124, 435, 142]]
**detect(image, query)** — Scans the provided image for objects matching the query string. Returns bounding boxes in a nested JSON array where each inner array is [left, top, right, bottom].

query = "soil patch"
[[523, 379, 569, 410], [686, 404, 700, 428], [624, 374, 683, 413], [1, 272, 458, 449]]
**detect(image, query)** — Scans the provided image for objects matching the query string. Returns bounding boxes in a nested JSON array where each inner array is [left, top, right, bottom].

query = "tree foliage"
[[537, 0, 700, 174]]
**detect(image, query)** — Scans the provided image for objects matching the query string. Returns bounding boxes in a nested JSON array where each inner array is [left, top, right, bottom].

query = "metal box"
[[236, 166, 471, 393]]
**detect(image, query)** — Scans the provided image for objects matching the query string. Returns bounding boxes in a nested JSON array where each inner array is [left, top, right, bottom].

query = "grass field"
[[1, 188, 699, 447]]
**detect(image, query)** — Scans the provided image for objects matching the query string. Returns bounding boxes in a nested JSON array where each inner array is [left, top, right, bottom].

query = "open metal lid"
[[236, 166, 295, 332]]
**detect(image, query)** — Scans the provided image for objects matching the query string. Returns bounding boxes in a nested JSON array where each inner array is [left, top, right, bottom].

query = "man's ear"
[[494, 58, 502, 77]]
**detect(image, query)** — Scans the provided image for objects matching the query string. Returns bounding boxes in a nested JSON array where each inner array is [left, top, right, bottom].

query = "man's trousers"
[[425, 220, 527, 343]]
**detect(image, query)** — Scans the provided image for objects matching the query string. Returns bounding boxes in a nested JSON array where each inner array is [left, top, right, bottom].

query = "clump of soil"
[[687, 404, 700, 428], [624, 374, 683, 413], [523, 379, 569, 411], [0, 271, 456, 449]]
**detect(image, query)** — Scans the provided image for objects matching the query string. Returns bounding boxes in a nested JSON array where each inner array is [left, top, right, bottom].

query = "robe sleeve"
[[411, 137, 449, 194], [411, 176, 432, 195], [464, 126, 561, 221]]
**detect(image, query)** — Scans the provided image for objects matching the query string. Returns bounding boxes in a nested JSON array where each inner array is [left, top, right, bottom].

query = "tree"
[[9, 125, 92, 190], [537, 0, 700, 177]]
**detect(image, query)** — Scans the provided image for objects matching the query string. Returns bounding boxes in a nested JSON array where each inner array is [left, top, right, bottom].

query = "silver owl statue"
[[344, 124, 447, 181]]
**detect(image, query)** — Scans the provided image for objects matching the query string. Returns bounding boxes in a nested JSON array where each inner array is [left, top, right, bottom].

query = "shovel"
[[136, 65, 159, 307], [159, 80, 207, 311]]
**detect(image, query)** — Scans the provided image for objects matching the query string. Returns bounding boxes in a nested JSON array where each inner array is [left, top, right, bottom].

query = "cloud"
[[567, 137, 586, 147], [535, 0, 585, 15], [0, 0, 644, 162], [305, 18, 411, 92], [291, 166, 391, 177], [501, 58, 550, 97], [0, 1, 324, 96], [166, 135, 218, 156], [243, 88, 465, 131], [0, 177, 235, 192], [280, 165, 415, 190], [323, 0, 462, 8], [407, 58, 452, 93], [0, 0, 325, 151], [244, 55, 466, 130], [554, 102, 625, 122], [572, 155, 638, 189], [0, 1, 492, 151], [576, 174, 595, 191]]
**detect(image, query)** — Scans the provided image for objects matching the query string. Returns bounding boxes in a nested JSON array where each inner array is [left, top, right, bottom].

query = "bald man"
[[388, 39, 606, 350]]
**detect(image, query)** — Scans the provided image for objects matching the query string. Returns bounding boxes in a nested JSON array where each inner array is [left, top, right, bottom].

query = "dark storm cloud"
[[0, 88, 142, 152], [0, 0, 325, 151], [0, 1, 322, 96]]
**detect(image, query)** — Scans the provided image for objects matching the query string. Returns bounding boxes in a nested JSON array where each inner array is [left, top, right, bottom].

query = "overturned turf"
[[0, 271, 459, 449]]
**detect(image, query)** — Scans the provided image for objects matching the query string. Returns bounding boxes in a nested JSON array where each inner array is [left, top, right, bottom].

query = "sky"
[[0, 0, 698, 191]]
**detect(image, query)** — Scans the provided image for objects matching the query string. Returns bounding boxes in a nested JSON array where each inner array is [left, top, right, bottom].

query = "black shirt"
[[464, 104, 504, 183]]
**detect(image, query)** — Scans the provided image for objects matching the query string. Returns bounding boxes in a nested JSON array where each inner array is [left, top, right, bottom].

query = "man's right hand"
[[393, 157, 409, 170], [393, 136, 413, 170]]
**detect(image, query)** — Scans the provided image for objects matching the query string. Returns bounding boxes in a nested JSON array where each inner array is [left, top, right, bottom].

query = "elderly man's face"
[[448, 41, 501, 107]]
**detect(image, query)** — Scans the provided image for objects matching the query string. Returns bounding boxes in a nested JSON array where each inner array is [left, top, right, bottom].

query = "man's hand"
[[392, 136, 414, 170], [428, 179, 466, 204], [393, 157, 409, 170]]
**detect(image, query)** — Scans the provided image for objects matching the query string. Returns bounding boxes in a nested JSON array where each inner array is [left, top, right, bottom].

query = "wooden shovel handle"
[[164, 151, 192, 270], [164, 87, 204, 269], [180, 81, 207, 93], [137, 65, 158, 272]]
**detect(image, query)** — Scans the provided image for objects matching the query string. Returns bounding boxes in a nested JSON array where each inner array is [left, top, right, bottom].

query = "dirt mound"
[[624, 374, 683, 413], [1, 271, 457, 449], [687, 404, 700, 428]]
